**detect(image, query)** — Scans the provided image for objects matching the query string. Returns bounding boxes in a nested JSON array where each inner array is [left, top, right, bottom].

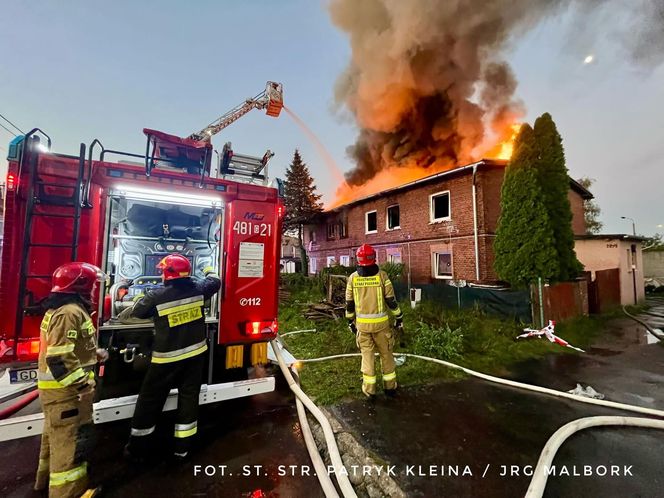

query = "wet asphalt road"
[[0, 368, 324, 498], [2, 300, 664, 497], [331, 299, 664, 497]]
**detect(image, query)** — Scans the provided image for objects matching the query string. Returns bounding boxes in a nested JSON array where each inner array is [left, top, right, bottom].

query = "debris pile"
[[303, 301, 345, 322]]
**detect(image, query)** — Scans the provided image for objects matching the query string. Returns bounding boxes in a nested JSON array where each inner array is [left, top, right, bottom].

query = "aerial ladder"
[[144, 81, 284, 185]]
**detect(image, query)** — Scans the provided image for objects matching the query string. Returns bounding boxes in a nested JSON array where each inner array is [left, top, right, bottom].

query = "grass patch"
[[279, 281, 609, 405]]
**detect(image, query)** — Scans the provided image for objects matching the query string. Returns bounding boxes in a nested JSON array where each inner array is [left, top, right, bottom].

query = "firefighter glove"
[[395, 317, 403, 329], [348, 322, 357, 335]]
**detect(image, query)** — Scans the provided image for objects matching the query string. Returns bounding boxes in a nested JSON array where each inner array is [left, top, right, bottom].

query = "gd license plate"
[[9, 368, 38, 384]]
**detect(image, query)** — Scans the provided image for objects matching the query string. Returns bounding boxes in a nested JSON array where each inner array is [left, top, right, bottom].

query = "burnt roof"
[[327, 158, 592, 212]]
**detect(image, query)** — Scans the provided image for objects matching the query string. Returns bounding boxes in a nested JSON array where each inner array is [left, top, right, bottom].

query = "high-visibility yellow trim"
[[345, 311, 355, 319], [356, 316, 390, 324], [377, 285, 384, 314], [174, 427, 198, 438], [250, 342, 268, 366], [166, 307, 203, 327], [46, 344, 75, 356], [383, 372, 397, 381], [151, 344, 208, 364], [391, 307, 402, 317], [363, 375, 377, 385], [157, 300, 204, 317], [353, 276, 381, 287], [49, 463, 87, 487], [37, 370, 93, 390], [40, 312, 53, 333], [60, 368, 86, 386]]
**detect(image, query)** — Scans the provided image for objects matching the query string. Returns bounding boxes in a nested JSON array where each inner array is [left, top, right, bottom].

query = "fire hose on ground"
[[271, 340, 356, 498], [278, 331, 664, 498], [0, 387, 39, 420], [622, 305, 664, 341]]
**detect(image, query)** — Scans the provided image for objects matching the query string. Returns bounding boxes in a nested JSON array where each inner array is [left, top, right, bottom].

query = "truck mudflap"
[[0, 377, 275, 442]]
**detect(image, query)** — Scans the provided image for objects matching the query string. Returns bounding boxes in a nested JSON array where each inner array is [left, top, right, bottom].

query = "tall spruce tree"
[[533, 113, 583, 280], [494, 124, 559, 287], [283, 149, 323, 274]]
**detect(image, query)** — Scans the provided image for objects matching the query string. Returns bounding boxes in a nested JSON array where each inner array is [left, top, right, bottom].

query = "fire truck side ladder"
[[13, 136, 86, 351]]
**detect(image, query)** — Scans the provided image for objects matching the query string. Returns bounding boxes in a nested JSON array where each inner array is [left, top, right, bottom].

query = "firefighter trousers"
[[35, 389, 94, 497], [128, 354, 205, 457], [357, 327, 397, 395]]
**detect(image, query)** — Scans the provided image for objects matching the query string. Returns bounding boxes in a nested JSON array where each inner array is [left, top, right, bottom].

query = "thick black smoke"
[[329, 0, 664, 186]]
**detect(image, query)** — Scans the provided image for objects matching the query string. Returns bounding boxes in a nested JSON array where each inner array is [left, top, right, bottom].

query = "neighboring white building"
[[575, 234, 646, 305]]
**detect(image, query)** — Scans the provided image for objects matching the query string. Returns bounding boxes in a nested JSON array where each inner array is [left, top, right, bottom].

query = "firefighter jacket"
[[345, 266, 403, 333], [38, 303, 97, 402], [131, 274, 221, 364]]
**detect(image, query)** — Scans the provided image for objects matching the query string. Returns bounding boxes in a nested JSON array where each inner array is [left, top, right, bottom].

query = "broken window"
[[327, 223, 338, 240], [433, 252, 452, 278], [386, 205, 400, 230], [339, 220, 348, 239], [386, 248, 402, 264], [365, 210, 377, 233], [430, 191, 451, 222]]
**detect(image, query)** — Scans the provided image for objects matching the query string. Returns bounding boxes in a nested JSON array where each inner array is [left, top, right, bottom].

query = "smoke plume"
[[329, 0, 664, 186]]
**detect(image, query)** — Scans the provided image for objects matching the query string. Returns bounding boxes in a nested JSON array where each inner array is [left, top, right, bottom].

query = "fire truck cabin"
[[0, 128, 283, 399]]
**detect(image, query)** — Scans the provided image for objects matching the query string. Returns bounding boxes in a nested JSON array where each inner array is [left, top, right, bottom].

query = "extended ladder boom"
[[189, 81, 283, 141]]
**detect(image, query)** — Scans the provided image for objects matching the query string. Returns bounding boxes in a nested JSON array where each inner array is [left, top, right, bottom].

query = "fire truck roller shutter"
[[125, 204, 214, 240]]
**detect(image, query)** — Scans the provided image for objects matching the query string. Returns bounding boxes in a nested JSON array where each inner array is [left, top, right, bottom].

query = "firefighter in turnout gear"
[[346, 244, 403, 398], [35, 262, 109, 498], [126, 253, 220, 460]]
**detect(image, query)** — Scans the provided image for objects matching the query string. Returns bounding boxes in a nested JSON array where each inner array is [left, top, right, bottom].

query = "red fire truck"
[[0, 84, 286, 415]]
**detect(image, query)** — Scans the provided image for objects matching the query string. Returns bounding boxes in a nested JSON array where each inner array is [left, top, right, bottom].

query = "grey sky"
[[1, 0, 662, 235]]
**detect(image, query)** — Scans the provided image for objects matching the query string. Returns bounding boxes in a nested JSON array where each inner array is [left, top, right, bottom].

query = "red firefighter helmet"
[[157, 254, 191, 281], [51, 262, 108, 297], [356, 244, 377, 267]]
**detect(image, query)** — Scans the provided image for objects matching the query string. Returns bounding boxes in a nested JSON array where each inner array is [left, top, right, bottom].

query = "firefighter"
[[35, 262, 109, 498], [346, 244, 403, 398], [125, 253, 220, 461]]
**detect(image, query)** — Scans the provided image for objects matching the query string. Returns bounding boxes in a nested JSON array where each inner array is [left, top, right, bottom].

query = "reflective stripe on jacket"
[[345, 270, 402, 333], [130, 275, 221, 364], [37, 303, 97, 394]]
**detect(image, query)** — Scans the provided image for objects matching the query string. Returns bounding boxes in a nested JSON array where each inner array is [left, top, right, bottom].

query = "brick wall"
[[568, 191, 586, 236], [306, 164, 589, 284]]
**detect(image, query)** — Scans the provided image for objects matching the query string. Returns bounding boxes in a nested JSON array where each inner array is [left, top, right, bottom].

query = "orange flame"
[[493, 123, 522, 160], [328, 122, 522, 208]]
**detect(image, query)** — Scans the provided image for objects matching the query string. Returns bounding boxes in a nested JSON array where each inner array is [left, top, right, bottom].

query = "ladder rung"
[[37, 181, 76, 188], [32, 212, 77, 219], [29, 243, 74, 248]]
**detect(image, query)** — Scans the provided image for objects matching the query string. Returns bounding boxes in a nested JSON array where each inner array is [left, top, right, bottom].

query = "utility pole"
[[621, 216, 636, 236]]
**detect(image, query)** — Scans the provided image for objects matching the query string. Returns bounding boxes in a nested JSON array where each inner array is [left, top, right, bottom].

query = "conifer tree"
[[533, 113, 583, 280], [283, 149, 323, 274], [494, 125, 559, 287]]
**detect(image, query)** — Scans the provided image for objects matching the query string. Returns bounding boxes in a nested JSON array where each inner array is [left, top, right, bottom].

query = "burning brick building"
[[304, 159, 591, 284]]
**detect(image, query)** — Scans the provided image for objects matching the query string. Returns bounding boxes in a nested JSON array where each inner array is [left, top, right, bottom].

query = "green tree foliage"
[[576, 177, 603, 234], [533, 113, 583, 280], [283, 149, 323, 274], [494, 124, 559, 287], [643, 233, 664, 251]]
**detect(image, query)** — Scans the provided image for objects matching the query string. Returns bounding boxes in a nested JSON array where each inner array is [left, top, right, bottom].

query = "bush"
[[380, 262, 405, 282], [411, 322, 464, 360]]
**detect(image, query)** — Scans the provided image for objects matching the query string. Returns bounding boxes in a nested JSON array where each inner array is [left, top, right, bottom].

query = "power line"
[[0, 113, 24, 134], [0, 122, 17, 137]]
